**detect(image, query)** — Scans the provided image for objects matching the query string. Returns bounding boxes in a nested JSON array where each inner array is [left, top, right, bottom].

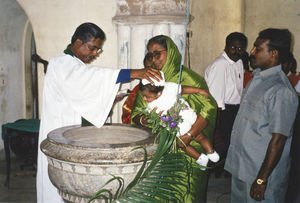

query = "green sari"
[[132, 36, 217, 202]]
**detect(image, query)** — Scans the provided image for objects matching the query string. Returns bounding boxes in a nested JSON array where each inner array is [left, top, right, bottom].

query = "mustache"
[[88, 56, 96, 60]]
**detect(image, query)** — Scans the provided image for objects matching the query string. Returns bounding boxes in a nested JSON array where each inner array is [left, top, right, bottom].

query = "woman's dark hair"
[[283, 52, 297, 73], [147, 35, 168, 50], [226, 32, 247, 47], [290, 56, 297, 73], [241, 51, 250, 71], [143, 53, 153, 68], [258, 28, 291, 63], [139, 82, 164, 94], [71, 22, 106, 44]]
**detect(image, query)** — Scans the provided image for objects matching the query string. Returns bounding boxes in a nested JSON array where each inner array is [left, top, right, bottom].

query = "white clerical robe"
[[36, 54, 120, 203]]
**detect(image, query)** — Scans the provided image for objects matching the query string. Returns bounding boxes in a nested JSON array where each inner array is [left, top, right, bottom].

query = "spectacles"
[[230, 46, 245, 52], [146, 50, 167, 60], [86, 43, 103, 54]]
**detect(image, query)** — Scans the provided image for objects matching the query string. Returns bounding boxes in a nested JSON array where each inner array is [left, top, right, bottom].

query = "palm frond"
[[88, 188, 113, 203], [123, 146, 148, 194], [117, 151, 190, 202], [89, 114, 193, 202]]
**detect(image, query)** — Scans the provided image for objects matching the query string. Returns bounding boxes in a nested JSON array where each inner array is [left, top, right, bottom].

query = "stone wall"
[[0, 0, 29, 148]]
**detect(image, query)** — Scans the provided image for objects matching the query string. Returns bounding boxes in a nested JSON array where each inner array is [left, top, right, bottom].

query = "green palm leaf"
[[123, 146, 148, 194], [117, 151, 190, 202], [89, 105, 193, 202]]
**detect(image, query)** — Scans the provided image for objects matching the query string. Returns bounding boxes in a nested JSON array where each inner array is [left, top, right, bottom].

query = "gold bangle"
[[140, 116, 145, 126]]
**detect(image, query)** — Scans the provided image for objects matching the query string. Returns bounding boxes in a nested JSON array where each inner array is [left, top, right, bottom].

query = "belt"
[[225, 104, 240, 107], [225, 104, 240, 106]]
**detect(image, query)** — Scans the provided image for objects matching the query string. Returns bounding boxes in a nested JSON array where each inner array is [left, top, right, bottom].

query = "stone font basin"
[[41, 124, 156, 203]]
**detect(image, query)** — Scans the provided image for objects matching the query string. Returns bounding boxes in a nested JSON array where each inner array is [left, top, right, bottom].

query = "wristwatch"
[[256, 178, 267, 185]]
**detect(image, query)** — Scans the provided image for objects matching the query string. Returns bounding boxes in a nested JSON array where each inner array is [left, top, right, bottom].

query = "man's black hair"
[[226, 32, 248, 47], [71, 22, 106, 44], [258, 28, 291, 63], [147, 35, 168, 50]]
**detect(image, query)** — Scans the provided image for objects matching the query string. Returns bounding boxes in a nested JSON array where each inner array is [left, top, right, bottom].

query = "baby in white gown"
[[140, 72, 219, 170]]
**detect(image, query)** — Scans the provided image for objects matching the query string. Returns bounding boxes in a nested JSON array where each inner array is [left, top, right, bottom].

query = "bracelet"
[[187, 132, 196, 140], [187, 132, 192, 137], [140, 116, 146, 126]]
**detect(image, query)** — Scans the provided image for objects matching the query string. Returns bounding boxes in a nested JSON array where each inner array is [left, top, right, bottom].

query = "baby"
[[140, 72, 219, 170]]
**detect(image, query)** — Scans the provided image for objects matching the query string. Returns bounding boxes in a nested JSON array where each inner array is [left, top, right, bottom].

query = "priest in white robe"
[[36, 22, 161, 203]]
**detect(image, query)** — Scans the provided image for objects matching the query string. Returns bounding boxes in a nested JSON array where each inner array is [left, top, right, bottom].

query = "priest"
[[36, 22, 161, 203]]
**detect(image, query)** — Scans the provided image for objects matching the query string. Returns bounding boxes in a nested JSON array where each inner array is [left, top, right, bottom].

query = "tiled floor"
[[0, 150, 36, 203], [0, 149, 231, 203], [207, 173, 231, 203]]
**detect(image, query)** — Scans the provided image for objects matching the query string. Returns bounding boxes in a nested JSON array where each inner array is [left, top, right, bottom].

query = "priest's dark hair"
[[71, 22, 106, 44]]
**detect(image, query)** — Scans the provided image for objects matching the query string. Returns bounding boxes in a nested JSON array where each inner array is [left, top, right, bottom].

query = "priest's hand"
[[130, 68, 162, 85]]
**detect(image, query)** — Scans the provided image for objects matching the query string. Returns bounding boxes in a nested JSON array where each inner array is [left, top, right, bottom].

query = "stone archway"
[[0, 0, 35, 149]]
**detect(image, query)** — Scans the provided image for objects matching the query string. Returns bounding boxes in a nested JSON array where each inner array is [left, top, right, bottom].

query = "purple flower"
[[161, 116, 172, 122], [169, 121, 178, 128]]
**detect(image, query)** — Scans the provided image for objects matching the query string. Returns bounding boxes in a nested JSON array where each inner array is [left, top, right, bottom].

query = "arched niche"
[[0, 0, 37, 149]]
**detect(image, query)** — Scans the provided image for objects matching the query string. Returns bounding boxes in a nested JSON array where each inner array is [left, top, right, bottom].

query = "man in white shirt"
[[204, 32, 247, 175], [36, 22, 161, 203]]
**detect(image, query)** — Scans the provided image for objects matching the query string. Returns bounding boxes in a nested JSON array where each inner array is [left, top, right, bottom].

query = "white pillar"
[[152, 24, 170, 36]]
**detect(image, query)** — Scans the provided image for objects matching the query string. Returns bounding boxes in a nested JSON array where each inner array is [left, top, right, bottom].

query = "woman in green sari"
[[131, 35, 217, 202]]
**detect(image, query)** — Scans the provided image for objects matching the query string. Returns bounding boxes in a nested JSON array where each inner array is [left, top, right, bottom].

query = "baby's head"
[[139, 71, 165, 103], [139, 83, 164, 103]]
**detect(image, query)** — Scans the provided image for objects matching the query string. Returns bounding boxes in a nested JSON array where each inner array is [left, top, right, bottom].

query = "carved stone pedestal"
[[41, 124, 156, 203]]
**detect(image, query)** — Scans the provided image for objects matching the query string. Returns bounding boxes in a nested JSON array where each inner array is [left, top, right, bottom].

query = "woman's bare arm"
[[181, 86, 209, 98]]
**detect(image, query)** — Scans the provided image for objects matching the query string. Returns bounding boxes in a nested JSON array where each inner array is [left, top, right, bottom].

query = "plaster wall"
[[188, 0, 300, 75], [0, 0, 29, 148], [189, 0, 244, 76], [244, 0, 300, 69], [17, 0, 119, 117]]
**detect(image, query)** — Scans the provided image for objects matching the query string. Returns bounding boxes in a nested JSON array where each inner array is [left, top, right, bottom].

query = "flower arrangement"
[[138, 98, 188, 151]]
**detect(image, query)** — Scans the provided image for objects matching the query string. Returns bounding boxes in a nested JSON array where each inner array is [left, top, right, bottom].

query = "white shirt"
[[204, 51, 244, 110], [36, 54, 120, 203]]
